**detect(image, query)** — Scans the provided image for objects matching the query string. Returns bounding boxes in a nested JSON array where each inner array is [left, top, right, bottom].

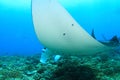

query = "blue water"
[[0, 0, 120, 55]]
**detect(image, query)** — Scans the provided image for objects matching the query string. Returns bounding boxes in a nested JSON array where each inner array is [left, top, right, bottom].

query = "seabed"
[[0, 48, 120, 80]]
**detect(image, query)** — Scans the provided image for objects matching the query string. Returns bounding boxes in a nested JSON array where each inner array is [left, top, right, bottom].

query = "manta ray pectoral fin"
[[32, 0, 111, 56], [110, 36, 119, 43]]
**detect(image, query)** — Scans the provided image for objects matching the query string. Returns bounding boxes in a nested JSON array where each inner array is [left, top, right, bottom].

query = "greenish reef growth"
[[0, 50, 120, 80], [51, 59, 97, 80]]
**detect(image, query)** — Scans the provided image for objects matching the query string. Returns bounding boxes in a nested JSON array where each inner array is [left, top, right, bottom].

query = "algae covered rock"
[[51, 59, 97, 80]]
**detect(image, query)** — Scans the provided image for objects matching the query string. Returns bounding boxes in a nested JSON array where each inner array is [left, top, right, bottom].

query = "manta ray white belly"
[[32, 0, 110, 55]]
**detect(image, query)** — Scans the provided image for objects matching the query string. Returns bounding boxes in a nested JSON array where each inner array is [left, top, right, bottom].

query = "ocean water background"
[[0, 0, 120, 56]]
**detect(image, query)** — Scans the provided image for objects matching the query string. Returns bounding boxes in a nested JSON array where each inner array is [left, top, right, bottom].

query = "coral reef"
[[0, 49, 120, 80], [51, 59, 97, 80]]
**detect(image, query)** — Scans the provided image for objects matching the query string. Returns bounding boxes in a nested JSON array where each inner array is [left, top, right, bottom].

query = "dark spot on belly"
[[72, 24, 74, 26], [63, 33, 66, 36]]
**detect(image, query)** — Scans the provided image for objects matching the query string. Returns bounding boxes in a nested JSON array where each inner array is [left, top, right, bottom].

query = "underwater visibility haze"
[[0, 0, 120, 80], [0, 0, 120, 55]]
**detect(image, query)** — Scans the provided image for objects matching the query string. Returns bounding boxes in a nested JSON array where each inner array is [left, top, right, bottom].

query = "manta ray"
[[32, 0, 113, 62]]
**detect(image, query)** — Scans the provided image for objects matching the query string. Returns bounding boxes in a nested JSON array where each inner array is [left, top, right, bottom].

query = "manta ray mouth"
[[32, 0, 111, 56]]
